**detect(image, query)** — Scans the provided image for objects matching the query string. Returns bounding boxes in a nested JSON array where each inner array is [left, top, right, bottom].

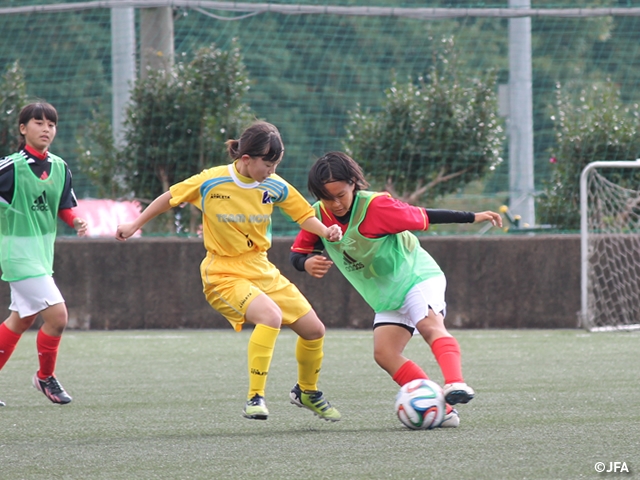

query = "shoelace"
[[44, 377, 64, 394]]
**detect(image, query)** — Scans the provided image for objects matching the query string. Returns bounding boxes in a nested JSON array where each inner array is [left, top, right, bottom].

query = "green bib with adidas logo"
[[315, 191, 443, 312], [0, 152, 65, 281]]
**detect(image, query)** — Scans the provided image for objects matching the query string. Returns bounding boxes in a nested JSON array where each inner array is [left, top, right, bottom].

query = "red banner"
[[74, 199, 142, 237]]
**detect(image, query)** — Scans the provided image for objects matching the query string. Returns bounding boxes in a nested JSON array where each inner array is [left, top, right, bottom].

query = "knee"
[[50, 317, 68, 335], [46, 315, 68, 336], [42, 306, 69, 335], [259, 315, 282, 330], [373, 346, 392, 369], [307, 318, 325, 339], [416, 317, 448, 344], [250, 304, 283, 329], [293, 311, 325, 340]]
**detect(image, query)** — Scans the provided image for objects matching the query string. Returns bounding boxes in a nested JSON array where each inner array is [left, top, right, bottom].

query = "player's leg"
[[201, 254, 282, 420], [241, 293, 283, 420], [32, 302, 72, 404], [287, 311, 341, 422], [289, 316, 342, 422], [286, 309, 324, 392], [0, 310, 37, 406], [374, 321, 459, 428], [407, 275, 474, 406], [4, 276, 72, 404], [372, 323, 416, 382], [279, 288, 340, 421], [415, 308, 474, 405], [0, 311, 34, 370], [2, 280, 44, 372]]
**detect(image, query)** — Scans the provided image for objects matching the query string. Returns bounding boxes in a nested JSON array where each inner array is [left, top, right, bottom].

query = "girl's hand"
[[74, 217, 88, 237], [474, 211, 503, 228], [115, 223, 138, 241], [304, 255, 334, 279], [324, 224, 343, 242]]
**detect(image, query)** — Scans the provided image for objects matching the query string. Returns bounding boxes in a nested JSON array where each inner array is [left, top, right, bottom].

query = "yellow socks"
[[247, 324, 280, 398], [296, 336, 324, 392]]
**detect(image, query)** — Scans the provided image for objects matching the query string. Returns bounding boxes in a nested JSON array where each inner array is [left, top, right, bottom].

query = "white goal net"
[[580, 160, 640, 331]]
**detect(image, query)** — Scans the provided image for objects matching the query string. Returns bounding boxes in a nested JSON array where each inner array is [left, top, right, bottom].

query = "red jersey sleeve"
[[58, 208, 77, 228], [291, 228, 322, 254], [359, 194, 429, 238], [291, 203, 346, 253]]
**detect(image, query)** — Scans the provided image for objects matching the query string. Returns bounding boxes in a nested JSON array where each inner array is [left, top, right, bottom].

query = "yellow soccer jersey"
[[169, 162, 315, 256]]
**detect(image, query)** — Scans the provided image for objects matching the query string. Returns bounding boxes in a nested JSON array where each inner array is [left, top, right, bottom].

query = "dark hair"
[[308, 151, 369, 200], [225, 121, 284, 163], [18, 102, 58, 150]]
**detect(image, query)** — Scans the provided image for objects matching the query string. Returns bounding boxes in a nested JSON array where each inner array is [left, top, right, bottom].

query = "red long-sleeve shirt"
[[291, 193, 430, 255]]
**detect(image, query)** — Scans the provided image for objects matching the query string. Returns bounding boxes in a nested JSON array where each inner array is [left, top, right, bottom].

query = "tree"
[[124, 41, 253, 199], [77, 41, 255, 233], [537, 81, 640, 230], [0, 61, 28, 155], [342, 37, 504, 204]]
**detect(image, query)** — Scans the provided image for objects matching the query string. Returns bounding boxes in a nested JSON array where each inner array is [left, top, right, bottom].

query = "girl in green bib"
[[0, 102, 87, 406], [291, 151, 502, 427]]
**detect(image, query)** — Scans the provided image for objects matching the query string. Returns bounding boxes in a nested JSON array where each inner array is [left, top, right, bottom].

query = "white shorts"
[[373, 275, 447, 335], [9, 275, 65, 318]]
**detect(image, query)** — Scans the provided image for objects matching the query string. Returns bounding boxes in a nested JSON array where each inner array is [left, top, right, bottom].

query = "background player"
[[290, 151, 502, 427], [0, 102, 88, 406], [116, 121, 342, 422]]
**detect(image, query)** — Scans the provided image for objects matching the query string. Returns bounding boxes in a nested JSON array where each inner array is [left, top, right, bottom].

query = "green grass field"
[[1, 329, 638, 479]]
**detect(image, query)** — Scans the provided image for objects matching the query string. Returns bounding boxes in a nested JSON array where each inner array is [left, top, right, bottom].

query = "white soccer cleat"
[[443, 382, 475, 405], [439, 408, 460, 428]]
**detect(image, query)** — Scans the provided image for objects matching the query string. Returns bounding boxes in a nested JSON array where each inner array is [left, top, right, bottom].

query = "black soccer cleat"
[[33, 374, 73, 405]]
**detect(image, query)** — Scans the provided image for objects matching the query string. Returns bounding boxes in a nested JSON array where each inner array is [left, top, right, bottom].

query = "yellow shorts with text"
[[200, 251, 312, 332]]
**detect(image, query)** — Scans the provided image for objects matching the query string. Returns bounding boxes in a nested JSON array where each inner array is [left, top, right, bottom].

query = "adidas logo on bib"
[[31, 191, 49, 211]]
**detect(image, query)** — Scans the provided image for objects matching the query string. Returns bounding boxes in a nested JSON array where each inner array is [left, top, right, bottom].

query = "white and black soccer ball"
[[394, 378, 446, 430]]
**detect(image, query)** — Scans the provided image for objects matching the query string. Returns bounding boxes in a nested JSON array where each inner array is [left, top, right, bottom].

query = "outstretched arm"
[[426, 209, 502, 228], [115, 191, 173, 241]]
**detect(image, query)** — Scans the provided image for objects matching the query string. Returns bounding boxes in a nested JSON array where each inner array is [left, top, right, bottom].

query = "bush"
[[537, 81, 640, 230], [0, 61, 27, 155], [77, 41, 255, 233], [343, 37, 504, 204]]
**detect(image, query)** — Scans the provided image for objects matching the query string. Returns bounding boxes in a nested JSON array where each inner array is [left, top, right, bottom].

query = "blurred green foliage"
[[77, 42, 255, 233], [537, 81, 640, 230], [2, 1, 640, 233], [344, 37, 504, 204], [0, 61, 28, 155]]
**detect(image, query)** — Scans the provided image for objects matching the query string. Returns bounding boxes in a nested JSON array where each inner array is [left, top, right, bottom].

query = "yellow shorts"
[[200, 250, 312, 331]]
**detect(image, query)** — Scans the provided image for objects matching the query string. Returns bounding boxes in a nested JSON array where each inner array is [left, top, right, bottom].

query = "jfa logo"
[[595, 461, 629, 473]]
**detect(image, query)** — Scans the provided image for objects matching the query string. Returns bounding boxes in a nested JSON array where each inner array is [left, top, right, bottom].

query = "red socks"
[[431, 336, 464, 385], [36, 329, 61, 379], [392, 359, 454, 414], [392, 360, 428, 386], [0, 322, 21, 371]]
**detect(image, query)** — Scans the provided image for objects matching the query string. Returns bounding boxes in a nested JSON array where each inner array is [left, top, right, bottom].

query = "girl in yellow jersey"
[[116, 121, 342, 421]]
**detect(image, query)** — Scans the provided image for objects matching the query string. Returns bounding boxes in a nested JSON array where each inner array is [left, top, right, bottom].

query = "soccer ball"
[[395, 378, 446, 430]]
